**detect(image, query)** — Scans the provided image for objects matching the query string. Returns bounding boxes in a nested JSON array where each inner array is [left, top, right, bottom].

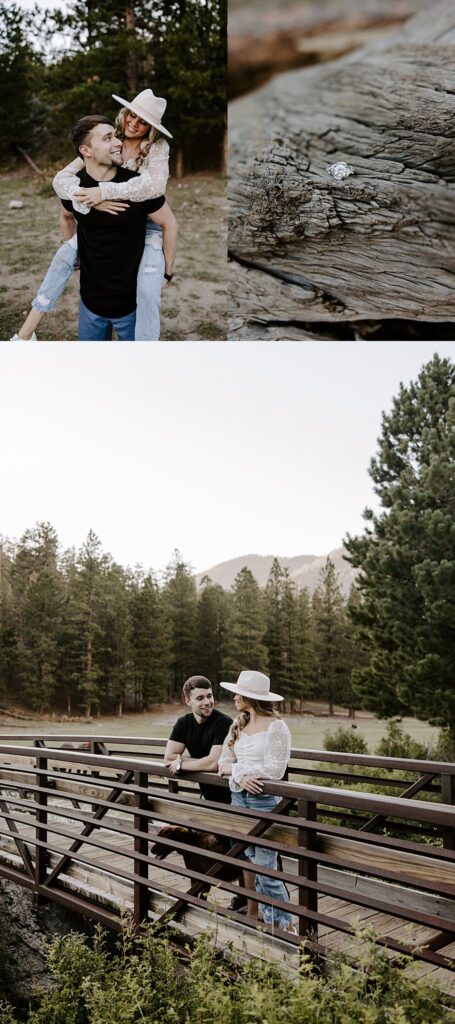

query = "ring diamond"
[[326, 161, 354, 180]]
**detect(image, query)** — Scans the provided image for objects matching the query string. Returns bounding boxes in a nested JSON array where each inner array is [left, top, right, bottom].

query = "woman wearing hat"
[[218, 670, 295, 933], [12, 89, 172, 342]]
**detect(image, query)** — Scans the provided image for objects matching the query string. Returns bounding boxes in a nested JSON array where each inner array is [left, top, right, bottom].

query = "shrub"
[[1, 923, 454, 1024], [432, 728, 455, 763], [375, 720, 431, 761], [323, 725, 369, 755]]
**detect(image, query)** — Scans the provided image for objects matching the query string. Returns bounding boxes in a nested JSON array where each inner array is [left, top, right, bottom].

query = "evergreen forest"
[[0, 527, 356, 718], [0, 0, 226, 174], [0, 355, 453, 740]]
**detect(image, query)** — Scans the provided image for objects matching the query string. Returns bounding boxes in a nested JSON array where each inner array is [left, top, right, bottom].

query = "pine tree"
[[223, 567, 268, 678], [312, 557, 350, 716], [130, 571, 171, 709], [162, 551, 198, 697], [0, 539, 17, 702], [263, 558, 285, 691], [195, 576, 231, 692], [345, 354, 455, 736], [65, 530, 111, 717], [98, 562, 134, 716], [10, 522, 64, 710], [0, 4, 45, 158], [292, 586, 318, 711]]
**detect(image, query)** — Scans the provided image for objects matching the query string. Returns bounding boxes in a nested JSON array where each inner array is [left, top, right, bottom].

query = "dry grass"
[[0, 171, 227, 342]]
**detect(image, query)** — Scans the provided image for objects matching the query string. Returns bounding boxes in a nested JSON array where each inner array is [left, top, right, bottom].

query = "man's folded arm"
[[164, 739, 185, 766], [180, 743, 224, 773]]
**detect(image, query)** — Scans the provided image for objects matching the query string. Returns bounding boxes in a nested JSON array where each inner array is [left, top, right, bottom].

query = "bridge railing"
[[0, 741, 454, 978], [0, 733, 453, 844]]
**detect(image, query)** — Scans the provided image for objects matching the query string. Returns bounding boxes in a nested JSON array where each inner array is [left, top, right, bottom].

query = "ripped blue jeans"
[[231, 791, 292, 930], [32, 235, 79, 313], [31, 222, 164, 341]]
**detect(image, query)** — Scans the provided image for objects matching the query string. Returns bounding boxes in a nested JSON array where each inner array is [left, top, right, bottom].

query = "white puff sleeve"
[[261, 719, 291, 778], [220, 720, 291, 792], [52, 157, 89, 214], [98, 139, 170, 202]]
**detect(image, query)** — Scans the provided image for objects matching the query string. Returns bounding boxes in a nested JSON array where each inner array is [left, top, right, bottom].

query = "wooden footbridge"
[[0, 735, 454, 993]]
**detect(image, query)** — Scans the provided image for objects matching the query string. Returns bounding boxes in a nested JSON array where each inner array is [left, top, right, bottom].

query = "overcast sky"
[[0, 341, 453, 574]]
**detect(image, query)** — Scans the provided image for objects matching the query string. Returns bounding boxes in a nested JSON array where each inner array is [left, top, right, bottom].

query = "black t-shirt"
[[169, 709, 233, 803], [61, 168, 165, 318]]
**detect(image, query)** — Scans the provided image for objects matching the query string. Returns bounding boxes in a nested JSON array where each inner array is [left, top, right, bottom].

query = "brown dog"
[[150, 824, 243, 896]]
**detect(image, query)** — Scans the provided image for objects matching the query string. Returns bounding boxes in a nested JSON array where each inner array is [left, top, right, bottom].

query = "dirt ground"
[[0, 171, 227, 342]]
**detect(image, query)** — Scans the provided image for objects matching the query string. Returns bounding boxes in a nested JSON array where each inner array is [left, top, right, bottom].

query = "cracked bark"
[[228, 0, 455, 338]]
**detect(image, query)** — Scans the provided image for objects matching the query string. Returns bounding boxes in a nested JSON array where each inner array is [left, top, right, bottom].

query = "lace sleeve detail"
[[52, 158, 89, 215], [262, 720, 291, 779], [98, 139, 170, 202], [218, 734, 236, 777]]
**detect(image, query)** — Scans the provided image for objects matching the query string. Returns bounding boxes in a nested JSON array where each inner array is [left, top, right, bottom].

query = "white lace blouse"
[[218, 719, 291, 793], [52, 138, 169, 215]]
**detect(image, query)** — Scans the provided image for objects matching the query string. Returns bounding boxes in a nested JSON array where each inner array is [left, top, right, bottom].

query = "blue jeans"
[[135, 222, 164, 341], [231, 791, 292, 929], [32, 238, 79, 312], [31, 223, 163, 341], [78, 299, 136, 341]]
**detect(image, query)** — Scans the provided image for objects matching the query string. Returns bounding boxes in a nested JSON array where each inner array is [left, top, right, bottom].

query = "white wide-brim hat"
[[220, 670, 284, 702], [112, 88, 172, 139]]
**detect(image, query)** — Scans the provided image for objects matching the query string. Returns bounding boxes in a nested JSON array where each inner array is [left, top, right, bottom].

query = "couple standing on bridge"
[[164, 670, 296, 933]]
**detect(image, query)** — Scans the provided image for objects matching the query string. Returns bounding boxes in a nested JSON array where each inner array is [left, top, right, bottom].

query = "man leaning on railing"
[[163, 674, 247, 911]]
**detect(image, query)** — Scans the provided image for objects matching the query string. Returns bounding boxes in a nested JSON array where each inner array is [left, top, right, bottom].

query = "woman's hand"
[[73, 186, 102, 207], [90, 199, 130, 216], [240, 775, 263, 795]]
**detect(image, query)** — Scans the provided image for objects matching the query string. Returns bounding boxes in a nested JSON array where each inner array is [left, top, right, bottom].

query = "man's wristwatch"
[[164, 272, 173, 282], [174, 757, 181, 772]]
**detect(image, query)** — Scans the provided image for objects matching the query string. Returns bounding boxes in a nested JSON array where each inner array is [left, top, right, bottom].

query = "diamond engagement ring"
[[326, 161, 355, 180]]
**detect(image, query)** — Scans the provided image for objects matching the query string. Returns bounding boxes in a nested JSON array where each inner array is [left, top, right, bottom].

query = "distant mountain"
[[195, 548, 357, 596]]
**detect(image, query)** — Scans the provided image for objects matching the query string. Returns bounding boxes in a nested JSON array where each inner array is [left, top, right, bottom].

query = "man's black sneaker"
[[229, 894, 247, 912]]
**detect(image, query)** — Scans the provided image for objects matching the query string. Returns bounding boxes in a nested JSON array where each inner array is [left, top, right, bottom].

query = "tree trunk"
[[229, 0, 455, 338], [125, 3, 138, 94], [221, 126, 227, 175], [175, 147, 184, 179]]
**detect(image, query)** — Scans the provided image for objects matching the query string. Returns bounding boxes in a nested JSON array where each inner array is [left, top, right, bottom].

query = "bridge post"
[[34, 750, 48, 897], [441, 774, 455, 850], [297, 797, 318, 942], [133, 770, 149, 929]]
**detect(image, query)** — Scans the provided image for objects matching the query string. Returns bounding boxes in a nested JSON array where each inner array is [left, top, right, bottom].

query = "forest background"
[[0, 0, 226, 175], [1, 354, 453, 751]]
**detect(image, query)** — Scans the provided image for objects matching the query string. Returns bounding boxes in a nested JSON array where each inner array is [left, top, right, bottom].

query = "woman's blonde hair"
[[227, 698, 280, 749], [114, 107, 158, 170]]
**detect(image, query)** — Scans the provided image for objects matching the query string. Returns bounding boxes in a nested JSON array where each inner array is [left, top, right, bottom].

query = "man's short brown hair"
[[182, 675, 212, 701], [68, 115, 113, 157]]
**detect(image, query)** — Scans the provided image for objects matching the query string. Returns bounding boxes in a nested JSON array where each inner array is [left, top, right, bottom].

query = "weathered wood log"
[[229, 0, 429, 97], [15, 146, 46, 178], [0, 708, 32, 720], [229, 0, 455, 337]]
